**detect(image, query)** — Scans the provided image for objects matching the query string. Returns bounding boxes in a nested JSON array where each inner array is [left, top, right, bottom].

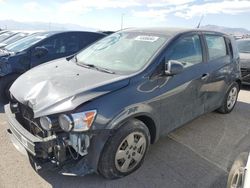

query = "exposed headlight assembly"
[[58, 110, 97, 132], [40, 116, 53, 131]]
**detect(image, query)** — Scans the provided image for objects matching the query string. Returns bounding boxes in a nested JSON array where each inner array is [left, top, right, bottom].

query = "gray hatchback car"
[[5, 28, 241, 179]]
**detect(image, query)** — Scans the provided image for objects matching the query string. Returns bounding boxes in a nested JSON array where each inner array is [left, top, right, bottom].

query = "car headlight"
[[40, 116, 53, 131], [58, 110, 97, 132]]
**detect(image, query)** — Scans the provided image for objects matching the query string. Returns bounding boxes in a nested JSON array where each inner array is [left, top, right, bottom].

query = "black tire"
[[0, 74, 19, 104], [98, 119, 150, 179], [227, 152, 248, 188], [217, 82, 239, 114]]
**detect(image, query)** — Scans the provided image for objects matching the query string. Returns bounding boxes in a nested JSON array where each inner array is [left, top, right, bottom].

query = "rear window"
[[205, 35, 227, 60]]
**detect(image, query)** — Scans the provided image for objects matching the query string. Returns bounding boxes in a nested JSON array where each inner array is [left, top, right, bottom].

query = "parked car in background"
[[237, 39, 250, 84], [0, 30, 9, 35], [0, 31, 18, 43], [5, 28, 241, 179], [100, 31, 115, 35], [0, 31, 106, 102], [0, 32, 36, 48], [227, 152, 250, 188]]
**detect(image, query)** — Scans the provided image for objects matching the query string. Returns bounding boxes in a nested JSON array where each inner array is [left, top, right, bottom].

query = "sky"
[[0, 0, 250, 31]]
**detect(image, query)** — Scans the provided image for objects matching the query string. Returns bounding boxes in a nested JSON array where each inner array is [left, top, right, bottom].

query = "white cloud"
[[175, 0, 250, 19], [133, 0, 250, 21], [132, 9, 170, 20], [2, 0, 250, 30], [23, 2, 46, 12], [132, 4, 188, 20], [147, 0, 195, 7], [59, 0, 141, 13]]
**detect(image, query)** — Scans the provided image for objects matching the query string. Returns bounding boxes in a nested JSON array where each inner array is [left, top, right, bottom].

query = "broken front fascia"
[[6, 103, 112, 176]]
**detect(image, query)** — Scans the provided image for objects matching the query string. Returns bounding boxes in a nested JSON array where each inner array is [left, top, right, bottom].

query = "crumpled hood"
[[239, 53, 250, 68], [10, 59, 130, 118]]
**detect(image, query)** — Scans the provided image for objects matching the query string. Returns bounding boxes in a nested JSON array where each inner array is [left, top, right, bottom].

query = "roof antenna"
[[197, 14, 204, 28]]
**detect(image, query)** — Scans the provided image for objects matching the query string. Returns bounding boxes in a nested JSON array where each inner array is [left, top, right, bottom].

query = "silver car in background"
[[227, 152, 250, 188], [237, 39, 250, 84]]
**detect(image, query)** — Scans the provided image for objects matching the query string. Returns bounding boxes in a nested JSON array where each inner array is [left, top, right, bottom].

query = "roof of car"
[[122, 27, 226, 37], [237, 38, 250, 41], [39, 30, 106, 36], [22, 30, 104, 39]]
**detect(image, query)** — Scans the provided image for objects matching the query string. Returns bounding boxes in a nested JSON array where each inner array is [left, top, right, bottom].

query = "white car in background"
[[227, 152, 250, 188]]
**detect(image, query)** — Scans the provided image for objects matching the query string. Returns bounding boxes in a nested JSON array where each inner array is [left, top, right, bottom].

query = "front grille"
[[15, 103, 47, 138]]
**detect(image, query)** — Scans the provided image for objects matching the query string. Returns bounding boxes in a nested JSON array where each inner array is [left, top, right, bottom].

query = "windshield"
[[0, 31, 15, 42], [76, 32, 168, 74], [5, 32, 51, 52], [237, 40, 250, 53], [2, 33, 28, 45]]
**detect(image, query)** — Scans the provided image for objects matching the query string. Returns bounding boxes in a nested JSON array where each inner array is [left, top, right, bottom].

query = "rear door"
[[202, 33, 233, 112], [158, 32, 209, 134]]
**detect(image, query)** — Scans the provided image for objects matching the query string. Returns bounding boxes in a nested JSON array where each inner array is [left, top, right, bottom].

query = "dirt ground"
[[0, 87, 250, 188]]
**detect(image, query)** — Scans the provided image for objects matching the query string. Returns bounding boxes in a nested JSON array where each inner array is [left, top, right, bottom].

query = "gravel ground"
[[0, 87, 250, 188]]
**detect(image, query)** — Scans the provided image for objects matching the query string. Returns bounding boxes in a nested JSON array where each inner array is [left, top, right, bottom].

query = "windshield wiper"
[[74, 56, 78, 62], [78, 63, 115, 74]]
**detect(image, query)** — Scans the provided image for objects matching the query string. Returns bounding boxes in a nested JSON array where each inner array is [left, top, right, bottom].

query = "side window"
[[166, 34, 203, 68], [205, 35, 227, 60], [65, 34, 80, 53], [37, 34, 67, 55]]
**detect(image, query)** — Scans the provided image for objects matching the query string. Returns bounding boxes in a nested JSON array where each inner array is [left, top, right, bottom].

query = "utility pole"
[[121, 13, 125, 30]]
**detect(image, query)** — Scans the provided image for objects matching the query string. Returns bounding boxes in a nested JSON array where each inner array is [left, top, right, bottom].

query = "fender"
[[106, 103, 161, 143]]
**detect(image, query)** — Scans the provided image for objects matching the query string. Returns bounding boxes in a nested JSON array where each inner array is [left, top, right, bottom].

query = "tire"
[[227, 152, 248, 188], [98, 119, 150, 179], [217, 82, 239, 114], [0, 74, 19, 104]]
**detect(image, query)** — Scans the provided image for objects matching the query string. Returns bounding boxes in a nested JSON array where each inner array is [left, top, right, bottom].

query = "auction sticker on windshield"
[[135, 35, 159, 42]]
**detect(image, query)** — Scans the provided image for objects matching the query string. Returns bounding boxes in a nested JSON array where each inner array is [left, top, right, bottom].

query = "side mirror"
[[165, 60, 184, 76], [33, 46, 48, 58]]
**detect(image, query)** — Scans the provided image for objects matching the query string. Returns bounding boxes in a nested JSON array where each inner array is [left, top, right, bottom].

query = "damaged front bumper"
[[5, 104, 57, 156], [5, 104, 112, 176]]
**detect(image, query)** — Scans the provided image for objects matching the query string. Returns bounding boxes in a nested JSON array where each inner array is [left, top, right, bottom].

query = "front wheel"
[[217, 82, 239, 114], [98, 119, 150, 179]]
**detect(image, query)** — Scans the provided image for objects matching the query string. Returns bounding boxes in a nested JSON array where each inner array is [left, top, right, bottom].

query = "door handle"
[[201, 73, 209, 81]]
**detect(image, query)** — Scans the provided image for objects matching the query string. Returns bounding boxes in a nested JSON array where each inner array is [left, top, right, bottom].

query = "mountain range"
[[0, 20, 250, 35], [201, 25, 250, 35], [0, 20, 96, 31]]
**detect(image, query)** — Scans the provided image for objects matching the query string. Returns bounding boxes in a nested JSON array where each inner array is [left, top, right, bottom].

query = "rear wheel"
[[227, 152, 248, 188], [217, 82, 239, 114], [0, 74, 19, 104], [98, 119, 150, 179]]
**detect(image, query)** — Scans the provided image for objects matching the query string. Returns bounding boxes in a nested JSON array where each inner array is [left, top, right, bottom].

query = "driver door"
[[158, 32, 209, 134]]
